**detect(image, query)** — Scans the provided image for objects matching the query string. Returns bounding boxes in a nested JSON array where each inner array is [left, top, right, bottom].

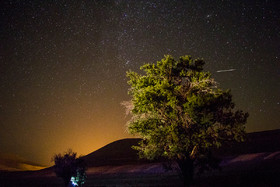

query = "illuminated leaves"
[[124, 55, 249, 164]]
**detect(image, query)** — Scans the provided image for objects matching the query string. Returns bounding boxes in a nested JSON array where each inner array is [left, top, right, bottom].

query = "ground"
[[1, 151, 280, 186]]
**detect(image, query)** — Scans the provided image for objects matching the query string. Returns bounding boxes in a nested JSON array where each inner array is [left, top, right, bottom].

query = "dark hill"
[[83, 129, 280, 167], [2, 129, 280, 186], [215, 129, 280, 157], [82, 138, 148, 167]]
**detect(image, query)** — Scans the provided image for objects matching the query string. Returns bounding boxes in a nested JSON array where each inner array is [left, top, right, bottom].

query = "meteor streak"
[[216, 69, 236, 73]]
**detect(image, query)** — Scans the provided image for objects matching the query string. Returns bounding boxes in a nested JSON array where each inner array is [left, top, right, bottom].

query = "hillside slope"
[[215, 129, 280, 157], [1, 129, 280, 186], [82, 138, 150, 167], [81, 129, 280, 167], [0, 154, 46, 171]]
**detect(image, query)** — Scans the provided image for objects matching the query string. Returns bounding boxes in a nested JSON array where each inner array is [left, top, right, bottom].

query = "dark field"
[[2, 158, 280, 187]]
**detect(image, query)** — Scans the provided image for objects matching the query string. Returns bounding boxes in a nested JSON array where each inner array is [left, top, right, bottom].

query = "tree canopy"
[[123, 55, 249, 185]]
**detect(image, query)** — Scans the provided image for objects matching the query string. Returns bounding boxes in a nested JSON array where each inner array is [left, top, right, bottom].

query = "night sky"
[[1, 0, 279, 166]]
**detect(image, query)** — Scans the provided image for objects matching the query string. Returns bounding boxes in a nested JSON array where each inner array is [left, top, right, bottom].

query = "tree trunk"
[[177, 158, 194, 187]]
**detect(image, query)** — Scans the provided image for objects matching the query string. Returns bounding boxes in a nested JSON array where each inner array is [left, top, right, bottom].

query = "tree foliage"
[[123, 55, 249, 185], [52, 149, 86, 187]]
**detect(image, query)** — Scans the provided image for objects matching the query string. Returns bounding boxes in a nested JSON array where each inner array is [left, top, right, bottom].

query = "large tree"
[[123, 55, 249, 186]]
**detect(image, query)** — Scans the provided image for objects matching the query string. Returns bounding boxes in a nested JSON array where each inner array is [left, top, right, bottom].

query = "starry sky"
[[0, 0, 279, 166]]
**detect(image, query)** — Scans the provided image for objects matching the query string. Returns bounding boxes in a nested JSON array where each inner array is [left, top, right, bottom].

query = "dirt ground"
[[2, 151, 280, 187]]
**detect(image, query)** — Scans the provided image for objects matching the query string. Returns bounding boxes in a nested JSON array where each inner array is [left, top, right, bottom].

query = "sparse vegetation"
[[52, 149, 86, 186], [123, 55, 249, 186]]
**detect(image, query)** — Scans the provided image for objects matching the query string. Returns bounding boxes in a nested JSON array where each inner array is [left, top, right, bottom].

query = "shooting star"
[[216, 69, 236, 73]]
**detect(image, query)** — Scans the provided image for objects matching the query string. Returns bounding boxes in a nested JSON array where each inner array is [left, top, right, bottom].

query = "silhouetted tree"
[[123, 55, 249, 186], [52, 149, 86, 187]]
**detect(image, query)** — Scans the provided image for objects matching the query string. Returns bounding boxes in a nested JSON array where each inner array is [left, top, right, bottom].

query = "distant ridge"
[[216, 129, 280, 156], [7, 129, 279, 171], [0, 154, 46, 171], [2, 129, 280, 186], [82, 129, 280, 167]]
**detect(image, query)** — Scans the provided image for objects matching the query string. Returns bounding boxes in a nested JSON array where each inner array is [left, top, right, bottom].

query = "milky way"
[[0, 0, 279, 165]]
